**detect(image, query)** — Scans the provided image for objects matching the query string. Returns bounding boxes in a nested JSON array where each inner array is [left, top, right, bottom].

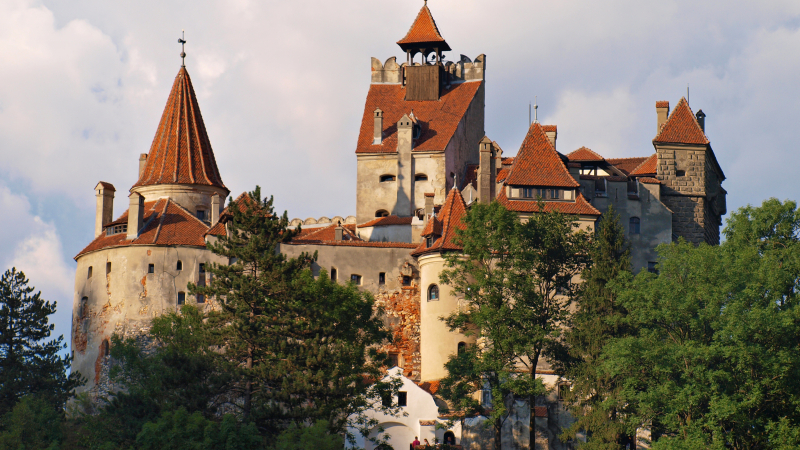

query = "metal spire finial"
[[178, 30, 186, 67], [533, 96, 539, 124]]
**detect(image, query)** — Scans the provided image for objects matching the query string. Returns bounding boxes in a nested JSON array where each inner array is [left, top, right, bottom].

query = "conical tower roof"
[[134, 67, 226, 190], [397, 2, 451, 52]]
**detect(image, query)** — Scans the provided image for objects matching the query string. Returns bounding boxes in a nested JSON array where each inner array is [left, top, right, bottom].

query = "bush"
[[274, 421, 343, 450]]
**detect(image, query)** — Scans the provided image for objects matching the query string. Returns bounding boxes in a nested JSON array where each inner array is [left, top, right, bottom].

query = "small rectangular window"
[[199, 263, 205, 273], [196, 294, 205, 304], [550, 189, 559, 199], [196, 210, 207, 220], [389, 353, 399, 368], [379, 272, 386, 285], [87, 266, 93, 279], [177, 292, 185, 305], [351, 274, 362, 285], [331, 268, 337, 280], [148, 264, 154, 274], [522, 187, 534, 198], [676, 169, 686, 177], [402, 276, 411, 286], [397, 392, 407, 407], [382, 393, 392, 408], [647, 262, 658, 274]]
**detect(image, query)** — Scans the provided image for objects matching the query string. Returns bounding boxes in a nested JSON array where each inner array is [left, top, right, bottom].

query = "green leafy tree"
[[192, 187, 396, 438], [604, 198, 800, 449], [135, 408, 262, 450], [0, 268, 82, 417], [274, 421, 344, 450], [438, 201, 592, 450], [0, 396, 63, 450], [555, 205, 636, 448]]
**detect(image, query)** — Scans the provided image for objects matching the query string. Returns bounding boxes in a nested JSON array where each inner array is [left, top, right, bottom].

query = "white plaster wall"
[[131, 184, 228, 220]]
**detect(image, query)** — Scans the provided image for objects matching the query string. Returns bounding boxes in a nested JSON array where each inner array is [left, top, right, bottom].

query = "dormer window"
[[523, 188, 534, 198], [426, 236, 434, 247], [196, 209, 207, 221], [106, 224, 127, 236], [380, 175, 396, 182]]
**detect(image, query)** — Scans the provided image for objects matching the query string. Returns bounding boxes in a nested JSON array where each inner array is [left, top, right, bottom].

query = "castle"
[[71, 3, 726, 449]]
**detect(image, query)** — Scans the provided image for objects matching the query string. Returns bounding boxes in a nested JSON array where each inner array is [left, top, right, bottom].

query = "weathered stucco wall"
[[131, 184, 227, 221], [72, 245, 227, 395]]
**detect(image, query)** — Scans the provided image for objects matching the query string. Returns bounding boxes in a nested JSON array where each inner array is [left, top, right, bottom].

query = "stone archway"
[[367, 422, 416, 450]]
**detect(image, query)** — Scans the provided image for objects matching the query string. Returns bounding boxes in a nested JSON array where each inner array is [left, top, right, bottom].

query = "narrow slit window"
[[428, 284, 439, 301], [87, 266, 93, 279], [176, 260, 183, 271], [148, 264, 154, 274], [102, 340, 109, 358], [331, 268, 337, 281], [379, 272, 386, 285], [106, 262, 111, 275], [80, 297, 88, 318]]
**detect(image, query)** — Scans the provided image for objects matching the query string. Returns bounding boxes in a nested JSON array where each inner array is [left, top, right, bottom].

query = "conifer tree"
[[556, 205, 636, 448], [192, 187, 394, 437], [0, 268, 82, 417]]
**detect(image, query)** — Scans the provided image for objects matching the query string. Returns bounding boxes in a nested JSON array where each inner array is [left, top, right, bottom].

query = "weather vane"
[[178, 30, 186, 67]]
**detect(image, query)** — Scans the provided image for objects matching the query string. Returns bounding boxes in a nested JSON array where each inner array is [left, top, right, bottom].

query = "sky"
[[2, 0, 800, 353]]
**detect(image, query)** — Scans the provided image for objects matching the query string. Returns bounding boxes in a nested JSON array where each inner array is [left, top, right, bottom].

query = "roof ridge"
[[630, 153, 657, 175], [653, 97, 709, 145], [397, 4, 448, 47], [505, 122, 579, 188]]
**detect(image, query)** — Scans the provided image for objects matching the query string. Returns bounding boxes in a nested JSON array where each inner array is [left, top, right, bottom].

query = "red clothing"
[[412, 440, 420, 447]]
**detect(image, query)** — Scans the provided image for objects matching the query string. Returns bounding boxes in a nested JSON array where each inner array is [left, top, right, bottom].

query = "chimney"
[[656, 101, 670, 134], [127, 192, 145, 240], [373, 108, 383, 144], [396, 114, 414, 216], [695, 109, 706, 132], [211, 193, 220, 225], [94, 182, 116, 237], [334, 222, 343, 241], [544, 126, 557, 150], [138, 154, 148, 178], [477, 136, 495, 204]]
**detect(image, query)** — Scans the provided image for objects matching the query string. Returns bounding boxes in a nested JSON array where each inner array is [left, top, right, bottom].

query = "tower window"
[[176, 260, 182, 271], [106, 262, 111, 275], [87, 266, 93, 279], [199, 263, 205, 273], [351, 274, 362, 285], [331, 268, 337, 281], [148, 264, 154, 274], [375, 210, 390, 218], [676, 170, 686, 177], [380, 175, 396, 182], [178, 292, 186, 305], [415, 174, 428, 181], [428, 284, 439, 301], [379, 272, 386, 285], [629, 217, 641, 235], [397, 392, 408, 407]]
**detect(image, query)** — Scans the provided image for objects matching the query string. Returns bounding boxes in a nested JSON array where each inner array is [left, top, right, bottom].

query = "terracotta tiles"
[[496, 168, 509, 183], [655, 100, 669, 108], [134, 67, 226, 190], [630, 153, 657, 176], [567, 146, 605, 162], [541, 125, 557, 132], [607, 157, 648, 175], [420, 216, 442, 237], [412, 188, 467, 256], [397, 4, 449, 49], [638, 177, 661, 184], [76, 198, 211, 258], [356, 82, 482, 154], [653, 97, 709, 145], [504, 123, 579, 188], [358, 215, 415, 227], [96, 181, 115, 190], [417, 380, 440, 395], [501, 157, 515, 165], [496, 190, 600, 216], [295, 224, 359, 242]]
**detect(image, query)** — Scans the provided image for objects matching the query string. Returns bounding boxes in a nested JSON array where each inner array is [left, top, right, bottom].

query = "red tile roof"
[[504, 123, 579, 188], [417, 380, 441, 395], [638, 177, 661, 184], [501, 157, 514, 165], [567, 146, 604, 162], [497, 190, 600, 216], [292, 224, 358, 242], [206, 221, 226, 237], [412, 188, 467, 256], [630, 153, 657, 176], [496, 168, 509, 183], [96, 181, 115, 191], [655, 100, 669, 108], [653, 97, 709, 145], [397, 4, 450, 51], [359, 215, 415, 227], [421, 216, 442, 237], [76, 199, 211, 258], [134, 67, 227, 190], [356, 82, 482, 154], [607, 157, 648, 175]]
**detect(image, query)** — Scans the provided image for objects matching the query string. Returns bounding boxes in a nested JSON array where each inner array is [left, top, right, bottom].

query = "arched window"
[[443, 432, 456, 446], [106, 262, 111, 275], [629, 217, 641, 235], [176, 260, 183, 271], [415, 174, 428, 181], [457, 342, 466, 354], [379, 175, 396, 182], [375, 210, 390, 218], [428, 284, 439, 301], [87, 266, 92, 279]]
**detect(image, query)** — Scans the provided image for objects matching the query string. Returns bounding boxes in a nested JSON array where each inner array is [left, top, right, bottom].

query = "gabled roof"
[[504, 123, 579, 188], [412, 188, 467, 256], [356, 82, 482, 154], [134, 67, 227, 190], [76, 198, 211, 258], [397, 4, 451, 51], [567, 146, 604, 162], [496, 190, 600, 216], [630, 153, 657, 176], [653, 97, 709, 145], [606, 157, 648, 175], [420, 216, 442, 237]]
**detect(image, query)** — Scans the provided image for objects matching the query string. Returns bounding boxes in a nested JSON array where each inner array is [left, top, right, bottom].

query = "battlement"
[[370, 54, 486, 85]]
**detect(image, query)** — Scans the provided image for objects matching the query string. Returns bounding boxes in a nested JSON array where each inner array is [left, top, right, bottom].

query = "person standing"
[[412, 437, 420, 449]]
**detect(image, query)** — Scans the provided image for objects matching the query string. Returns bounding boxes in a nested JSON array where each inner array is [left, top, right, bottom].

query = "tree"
[[556, 205, 636, 448], [192, 187, 396, 438], [438, 201, 592, 450], [0, 396, 63, 450], [604, 198, 800, 449], [0, 268, 82, 417], [135, 408, 262, 450]]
